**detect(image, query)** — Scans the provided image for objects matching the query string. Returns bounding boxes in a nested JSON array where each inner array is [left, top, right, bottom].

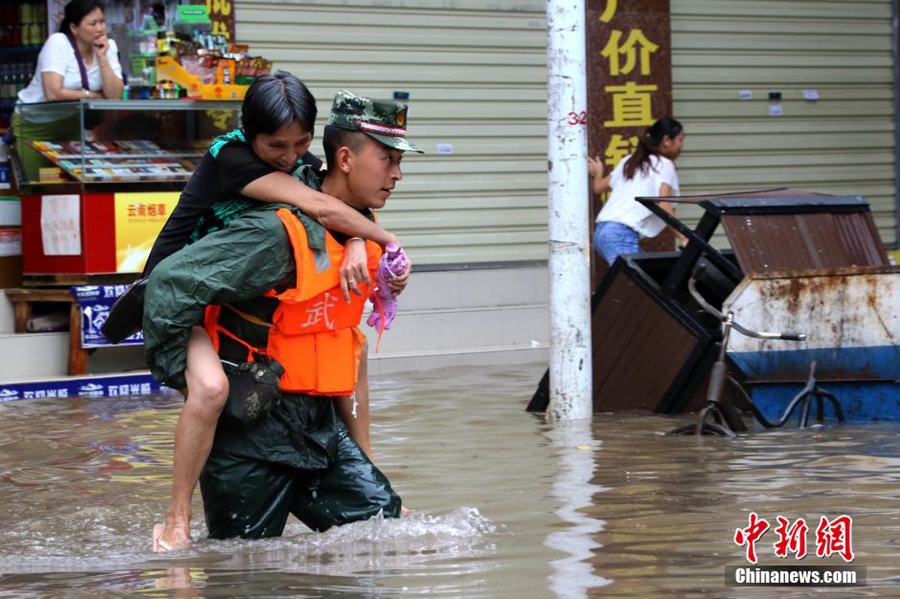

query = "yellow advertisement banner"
[[114, 192, 180, 273]]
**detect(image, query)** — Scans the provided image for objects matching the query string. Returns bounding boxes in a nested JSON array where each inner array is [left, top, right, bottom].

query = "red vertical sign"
[[587, 0, 673, 254]]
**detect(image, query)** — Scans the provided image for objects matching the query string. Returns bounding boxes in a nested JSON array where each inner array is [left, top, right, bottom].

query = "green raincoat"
[[142, 167, 400, 538]]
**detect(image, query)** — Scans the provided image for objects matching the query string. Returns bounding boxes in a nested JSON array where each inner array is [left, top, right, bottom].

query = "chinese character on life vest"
[[302, 292, 338, 329]]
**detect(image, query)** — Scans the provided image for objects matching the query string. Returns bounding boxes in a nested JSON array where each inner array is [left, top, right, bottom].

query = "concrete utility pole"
[[546, 0, 592, 420]]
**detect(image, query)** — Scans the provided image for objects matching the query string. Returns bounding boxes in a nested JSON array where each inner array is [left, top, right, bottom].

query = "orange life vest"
[[205, 207, 381, 396]]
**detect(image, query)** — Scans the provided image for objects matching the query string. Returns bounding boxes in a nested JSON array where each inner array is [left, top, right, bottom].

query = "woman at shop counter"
[[13, 0, 124, 181]]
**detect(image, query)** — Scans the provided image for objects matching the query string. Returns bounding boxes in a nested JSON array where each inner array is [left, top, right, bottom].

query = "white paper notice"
[[769, 105, 784, 117], [803, 89, 820, 101], [739, 89, 753, 100], [41, 194, 81, 255], [436, 143, 453, 154]]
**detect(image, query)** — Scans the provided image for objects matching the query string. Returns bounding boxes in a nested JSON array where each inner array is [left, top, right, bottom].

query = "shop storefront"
[[1, 0, 897, 284], [235, 0, 552, 266], [2, 1, 260, 285], [237, 0, 898, 261], [0, 0, 896, 391], [669, 0, 898, 248]]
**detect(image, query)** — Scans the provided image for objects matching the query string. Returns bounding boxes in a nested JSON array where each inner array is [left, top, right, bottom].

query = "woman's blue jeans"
[[593, 221, 640, 266]]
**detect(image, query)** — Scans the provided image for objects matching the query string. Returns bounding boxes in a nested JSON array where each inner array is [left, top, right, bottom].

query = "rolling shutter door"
[[670, 0, 897, 247], [236, 0, 549, 265]]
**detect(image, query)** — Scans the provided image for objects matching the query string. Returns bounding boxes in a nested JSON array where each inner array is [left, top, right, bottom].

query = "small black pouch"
[[221, 358, 285, 424], [101, 277, 148, 344]]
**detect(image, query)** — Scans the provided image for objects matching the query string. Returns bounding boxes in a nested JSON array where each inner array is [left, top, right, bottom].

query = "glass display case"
[[15, 99, 240, 187], [14, 99, 241, 277]]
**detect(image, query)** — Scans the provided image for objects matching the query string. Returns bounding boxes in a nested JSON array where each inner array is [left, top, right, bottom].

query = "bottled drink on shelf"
[[0, 65, 9, 109], [19, 2, 32, 25]]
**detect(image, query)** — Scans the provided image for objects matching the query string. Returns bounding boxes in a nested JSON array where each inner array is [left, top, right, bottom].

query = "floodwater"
[[0, 362, 899, 598]]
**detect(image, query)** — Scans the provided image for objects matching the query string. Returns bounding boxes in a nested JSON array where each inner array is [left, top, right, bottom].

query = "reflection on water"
[[0, 363, 899, 598], [544, 421, 610, 597]]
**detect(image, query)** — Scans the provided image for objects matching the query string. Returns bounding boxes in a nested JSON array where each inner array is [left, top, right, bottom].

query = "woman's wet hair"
[[623, 117, 683, 181], [241, 71, 317, 141], [60, 0, 105, 33]]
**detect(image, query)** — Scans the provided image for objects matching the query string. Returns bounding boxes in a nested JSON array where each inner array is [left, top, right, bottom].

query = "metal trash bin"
[[530, 188, 899, 424]]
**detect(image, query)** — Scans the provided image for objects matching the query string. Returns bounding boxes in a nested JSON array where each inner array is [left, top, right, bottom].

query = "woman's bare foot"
[[152, 522, 192, 552]]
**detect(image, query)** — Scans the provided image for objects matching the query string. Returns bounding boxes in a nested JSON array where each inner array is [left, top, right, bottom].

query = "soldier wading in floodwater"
[[143, 89, 423, 548]]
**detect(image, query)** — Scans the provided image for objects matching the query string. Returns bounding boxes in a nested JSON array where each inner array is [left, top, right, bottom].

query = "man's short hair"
[[322, 125, 369, 171]]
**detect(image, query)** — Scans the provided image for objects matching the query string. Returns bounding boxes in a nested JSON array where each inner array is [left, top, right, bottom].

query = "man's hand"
[[339, 238, 370, 303], [386, 260, 412, 295]]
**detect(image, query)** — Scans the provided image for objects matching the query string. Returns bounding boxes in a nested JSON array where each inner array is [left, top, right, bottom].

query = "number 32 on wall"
[[567, 111, 588, 125]]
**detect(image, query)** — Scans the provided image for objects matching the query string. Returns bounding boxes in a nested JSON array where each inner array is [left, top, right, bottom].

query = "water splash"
[[0, 507, 497, 580], [203, 507, 499, 575]]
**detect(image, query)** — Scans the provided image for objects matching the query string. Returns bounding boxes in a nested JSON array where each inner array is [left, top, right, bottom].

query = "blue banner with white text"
[[0, 372, 166, 402], [70, 284, 143, 348]]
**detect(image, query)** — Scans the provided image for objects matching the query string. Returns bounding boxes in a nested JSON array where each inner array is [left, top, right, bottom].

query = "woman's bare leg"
[[154, 327, 228, 552]]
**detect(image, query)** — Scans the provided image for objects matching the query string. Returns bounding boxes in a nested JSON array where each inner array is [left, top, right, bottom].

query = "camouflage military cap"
[[327, 89, 424, 154]]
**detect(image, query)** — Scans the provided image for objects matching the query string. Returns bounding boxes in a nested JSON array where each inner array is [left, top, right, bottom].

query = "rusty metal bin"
[[530, 188, 898, 423]]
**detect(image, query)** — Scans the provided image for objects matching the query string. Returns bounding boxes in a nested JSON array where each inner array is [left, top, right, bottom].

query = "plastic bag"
[[366, 243, 408, 334]]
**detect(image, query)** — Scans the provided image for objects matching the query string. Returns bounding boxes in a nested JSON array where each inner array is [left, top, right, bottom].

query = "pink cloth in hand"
[[366, 243, 408, 333]]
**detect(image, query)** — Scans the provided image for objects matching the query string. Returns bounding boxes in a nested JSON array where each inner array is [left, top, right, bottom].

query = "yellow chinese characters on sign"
[[114, 192, 180, 273], [207, 0, 234, 40], [604, 82, 658, 127], [599, 0, 617, 23], [601, 29, 659, 76], [588, 0, 672, 250], [605, 134, 639, 169]]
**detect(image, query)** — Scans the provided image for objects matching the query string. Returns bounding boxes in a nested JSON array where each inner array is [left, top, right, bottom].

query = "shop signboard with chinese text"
[[587, 0, 673, 253], [113, 192, 180, 273], [207, 0, 235, 41]]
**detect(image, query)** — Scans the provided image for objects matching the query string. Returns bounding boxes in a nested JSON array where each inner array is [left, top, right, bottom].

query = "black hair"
[[322, 125, 367, 172], [241, 70, 317, 141], [623, 117, 683, 181], [60, 0, 105, 33]]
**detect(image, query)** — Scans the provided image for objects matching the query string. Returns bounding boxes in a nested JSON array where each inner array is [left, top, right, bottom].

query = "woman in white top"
[[588, 117, 686, 266], [13, 0, 124, 182]]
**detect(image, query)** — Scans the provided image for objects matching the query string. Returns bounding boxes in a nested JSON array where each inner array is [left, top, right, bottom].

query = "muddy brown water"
[[0, 362, 898, 598]]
